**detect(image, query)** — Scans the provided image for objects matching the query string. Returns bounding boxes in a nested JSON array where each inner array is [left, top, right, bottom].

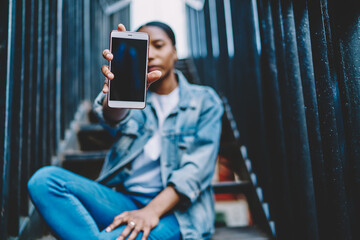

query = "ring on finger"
[[129, 221, 136, 227]]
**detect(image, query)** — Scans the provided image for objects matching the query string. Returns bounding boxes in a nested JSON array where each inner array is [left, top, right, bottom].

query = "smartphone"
[[108, 30, 149, 108]]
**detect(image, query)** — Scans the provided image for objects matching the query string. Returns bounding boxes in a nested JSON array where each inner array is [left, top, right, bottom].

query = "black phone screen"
[[110, 37, 147, 102]]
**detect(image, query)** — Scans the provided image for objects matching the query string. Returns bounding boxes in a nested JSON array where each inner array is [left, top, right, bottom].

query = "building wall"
[[130, 0, 189, 58]]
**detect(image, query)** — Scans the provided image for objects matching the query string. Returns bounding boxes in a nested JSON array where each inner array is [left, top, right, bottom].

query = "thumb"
[[147, 70, 162, 86]]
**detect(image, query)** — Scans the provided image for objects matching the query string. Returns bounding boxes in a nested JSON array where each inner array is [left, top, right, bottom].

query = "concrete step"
[[212, 226, 271, 240], [36, 235, 56, 240]]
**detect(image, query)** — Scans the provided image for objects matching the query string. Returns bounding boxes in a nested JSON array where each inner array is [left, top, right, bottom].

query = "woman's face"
[[138, 26, 177, 80]]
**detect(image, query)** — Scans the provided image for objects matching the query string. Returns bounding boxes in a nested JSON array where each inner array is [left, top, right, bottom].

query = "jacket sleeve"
[[92, 92, 132, 136], [167, 88, 224, 206]]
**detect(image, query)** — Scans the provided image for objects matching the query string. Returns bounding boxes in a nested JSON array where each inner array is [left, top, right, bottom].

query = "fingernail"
[[106, 54, 112, 59], [106, 227, 111, 232], [108, 73, 114, 79]]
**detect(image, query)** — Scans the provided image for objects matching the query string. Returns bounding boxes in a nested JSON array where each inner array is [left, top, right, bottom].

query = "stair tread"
[[213, 181, 251, 194], [212, 226, 271, 240], [62, 150, 108, 161]]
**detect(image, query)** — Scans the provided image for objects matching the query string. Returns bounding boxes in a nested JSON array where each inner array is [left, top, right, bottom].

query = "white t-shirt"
[[123, 87, 179, 194]]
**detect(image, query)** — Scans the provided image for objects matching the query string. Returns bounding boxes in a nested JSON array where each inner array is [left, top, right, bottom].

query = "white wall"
[[130, 0, 189, 58]]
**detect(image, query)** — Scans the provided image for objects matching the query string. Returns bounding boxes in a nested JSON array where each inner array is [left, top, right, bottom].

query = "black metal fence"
[[0, 0, 130, 238], [186, 0, 360, 239]]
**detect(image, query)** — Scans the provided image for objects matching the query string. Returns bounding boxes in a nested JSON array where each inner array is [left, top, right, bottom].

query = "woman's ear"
[[173, 46, 178, 61]]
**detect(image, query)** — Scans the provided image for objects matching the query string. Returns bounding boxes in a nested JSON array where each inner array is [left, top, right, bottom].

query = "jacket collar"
[[146, 70, 196, 110]]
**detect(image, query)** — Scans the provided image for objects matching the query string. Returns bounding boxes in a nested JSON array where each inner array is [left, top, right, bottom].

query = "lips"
[[148, 65, 161, 72]]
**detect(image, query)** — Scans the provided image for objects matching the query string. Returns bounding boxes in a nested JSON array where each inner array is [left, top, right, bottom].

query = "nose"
[[148, 45, 155, 62]]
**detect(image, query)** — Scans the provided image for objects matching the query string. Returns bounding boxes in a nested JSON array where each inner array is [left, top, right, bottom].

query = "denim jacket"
[[93, 71, 224, 240]]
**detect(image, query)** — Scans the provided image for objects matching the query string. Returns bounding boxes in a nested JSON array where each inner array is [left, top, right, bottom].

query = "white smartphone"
[[108, 30, 149, 108]]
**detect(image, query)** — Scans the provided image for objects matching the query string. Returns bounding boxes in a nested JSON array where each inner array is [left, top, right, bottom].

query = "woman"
[[28, 22, 224, 240]]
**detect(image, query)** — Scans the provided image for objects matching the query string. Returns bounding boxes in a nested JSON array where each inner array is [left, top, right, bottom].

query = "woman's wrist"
[[102, 96, 129, 122], [144, 186, 180, 218], [142, 205, 162, 219]]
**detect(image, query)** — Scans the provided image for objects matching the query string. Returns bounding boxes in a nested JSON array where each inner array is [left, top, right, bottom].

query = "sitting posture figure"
[[28, 22, 224, 240]]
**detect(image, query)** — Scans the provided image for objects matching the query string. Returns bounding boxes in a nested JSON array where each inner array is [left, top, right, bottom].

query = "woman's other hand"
[[106, 208, 160, 240]]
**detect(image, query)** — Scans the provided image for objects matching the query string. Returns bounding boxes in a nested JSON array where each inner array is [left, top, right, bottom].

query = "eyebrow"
[[151, 39, 165, 43]]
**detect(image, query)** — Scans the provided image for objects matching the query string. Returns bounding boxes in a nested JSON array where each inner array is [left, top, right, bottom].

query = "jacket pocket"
[[178, 133, 195, 152]]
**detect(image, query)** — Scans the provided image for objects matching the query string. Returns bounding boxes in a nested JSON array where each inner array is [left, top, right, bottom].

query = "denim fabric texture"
[[28, 166, 180, 240], [93, 71, 224, 239]]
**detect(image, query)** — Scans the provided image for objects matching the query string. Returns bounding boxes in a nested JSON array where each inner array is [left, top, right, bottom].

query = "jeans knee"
[[27, 166, 61, 195]]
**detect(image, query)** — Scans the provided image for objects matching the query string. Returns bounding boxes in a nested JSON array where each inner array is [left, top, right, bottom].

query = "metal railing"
[[186, 0, 360, 239], [0, 0, 130, 238]]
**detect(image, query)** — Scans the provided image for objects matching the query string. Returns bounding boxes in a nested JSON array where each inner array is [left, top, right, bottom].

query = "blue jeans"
[[27, 166, 181, 240]]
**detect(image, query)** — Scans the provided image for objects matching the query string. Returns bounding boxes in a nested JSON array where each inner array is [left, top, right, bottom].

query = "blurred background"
[[131, 0, 189, 58], [1, 0, 359, 239]]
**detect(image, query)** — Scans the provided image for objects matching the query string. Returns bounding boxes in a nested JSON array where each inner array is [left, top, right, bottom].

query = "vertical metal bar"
[[279, 0, 318, 239], [1, 0, 15, 238], [60, 0, 67, 140], [45, 0, 55, 165], [20, 0, 32, 217], [307, 0, 351, 239], [0, 11, 9, 236], [252, 0, 261, 55], [223, 0, 234, 58], [73, 0, 79, 109], [190, 8, 198, 58], [327, 0, 360, 238], [62, 0, 68, 133], [76, 0, 81, 102], [202, 0, 216, 88], [72, 0, 77, 120], [49, 0, 56, 155], [203, 0, 213, 58], [198, 6, 209, 86], [208, 0, 219, 90], [42, 0, 49, 166], [35, 0, 43, 170], [29, 0, 38, 175], [29, 0, 38, 174], [223, 0, 235, 109], [255, 0, 289, 238], [70, 0, 76, 127], [8, 0, 24, 235], [185, 6, 192, 56], [215, 0, 228, 59], [208, 0, 219, 58], [195, 8, 201, 56], [268, 0, 295, 238], [67, 0, 73, 125], [56, 0, 63, 147], [79, 0, 85, 101], [79, 0, 84, 101], [198, 9, 207, 58], [230, 0, 254, 138], [292, 1, 327, 238], [90, 0, 97, 101], [215, 0, 228, 94], [83, 0, 91, 101], [61, 0, 67, 140], [0, 5, 10, 233]]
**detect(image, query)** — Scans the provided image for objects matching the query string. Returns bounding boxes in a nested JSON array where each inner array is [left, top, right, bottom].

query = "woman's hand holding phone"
[[100, 24, 162, 122], [101, 24, 162, 94]]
